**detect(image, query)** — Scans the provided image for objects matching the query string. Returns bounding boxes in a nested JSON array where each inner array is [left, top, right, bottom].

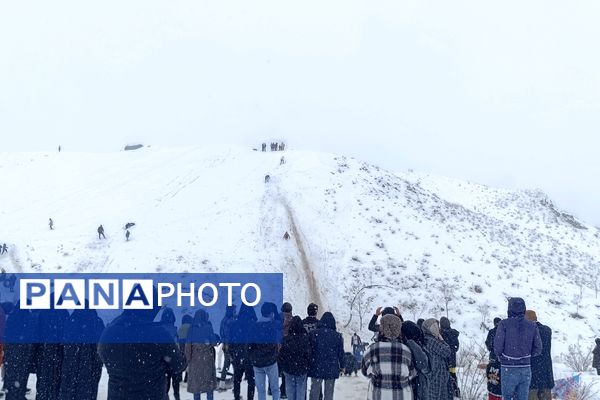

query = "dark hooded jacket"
[[229, 305, 258, 363], [494, 298, 542, 367], [308, 312, 344, 380], [279, 316, 311, 376], [98, 309, 187, 400], [530, 322, 554, 389], [439, 317, 459, 369], [59, 309, 105, 400]]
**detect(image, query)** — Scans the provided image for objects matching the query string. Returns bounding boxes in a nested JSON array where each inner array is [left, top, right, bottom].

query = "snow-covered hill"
[[0, 146, 598, 354]]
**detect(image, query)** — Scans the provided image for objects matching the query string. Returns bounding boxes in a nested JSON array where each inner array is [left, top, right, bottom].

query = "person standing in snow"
[[307, 312, 344, 400], [185, 310, 218, 400], [229, 305, 257, 400], [279, 316, 310, 400], [485, 317, 502, 361], [351, 333, 363, 364], [368, 306, 403, 340], [34, 303, 70, 400], [49, 218, 54, 230], [302, 303, 319, 334], [97, 225, 105, 239], [4, 302, 33, 400], [59, 308, 105, 400], [439, 316, 460, 393], [525, 310, 554, 400], [1, 243, 7, 254], [218, 305, 236, 391], [421, 318, 453, 400], [98, 295, 187, 400], [494, 297, 542, 400], [248, 302, 281, 400], [362, 314, 416, 400], [161, 308, 182, 400], [125, 230, 130, 241], [593, 339, 600, 375], [402, 321, 429, 400], [279, 302, 293, 398]]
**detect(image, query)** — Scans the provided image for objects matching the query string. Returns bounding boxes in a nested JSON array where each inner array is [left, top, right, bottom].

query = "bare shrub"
[[457, 341, 488, 400], [561, 342, 593, 372], [573, 379, 599, 400]]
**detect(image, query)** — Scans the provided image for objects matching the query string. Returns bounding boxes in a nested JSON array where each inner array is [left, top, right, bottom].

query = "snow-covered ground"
[[1, 145, 600, 398]]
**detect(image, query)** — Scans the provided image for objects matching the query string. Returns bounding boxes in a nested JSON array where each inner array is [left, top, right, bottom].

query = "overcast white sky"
[[1, 1, 599, 225]]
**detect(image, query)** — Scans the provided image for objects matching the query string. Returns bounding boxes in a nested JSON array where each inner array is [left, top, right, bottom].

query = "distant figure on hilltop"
[[49, 218, 54, 230], [58, 145, 61, 152], [97, 225, 106, 239], [262, 143, 267, 152], [280, 156, 285, 165], [283, 232, 290, 240], [265, 175, 270, 183], [125, 230, 130, 241], [279, 143, 285, 151], [1, 243, 7, 254]]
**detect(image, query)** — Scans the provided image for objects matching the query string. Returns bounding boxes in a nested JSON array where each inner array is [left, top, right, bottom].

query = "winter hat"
[[380, 314, 402, 339], [525, 310, 538, 322], [440, 316, 451, 330], [401, 320, 424, 345], [422, 318, 441, 338], [307, 303, 319, 317], [382, 307, 396, 316]]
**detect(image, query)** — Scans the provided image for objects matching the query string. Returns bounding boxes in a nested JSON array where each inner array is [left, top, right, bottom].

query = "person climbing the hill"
[[1, 243, 7, 254], [262, 143, 267, 152], [97, 225, 105, 239], [440, 316, 460, 396], [280, 156, 285, 165], [265, 175, 270, 183], [494, 297, 542, 400], [125, 230, 130, 241], [280, 143, 285, 151], [283, 232, 290, 240], [49, 218, 54, 230]]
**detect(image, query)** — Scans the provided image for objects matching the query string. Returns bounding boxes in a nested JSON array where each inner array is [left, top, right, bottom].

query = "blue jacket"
[[494, 298, 542, 367], [308, 313, 345, 380]]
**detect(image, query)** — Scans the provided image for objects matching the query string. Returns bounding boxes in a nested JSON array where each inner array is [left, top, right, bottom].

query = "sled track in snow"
[[280, 199, 324, 310]]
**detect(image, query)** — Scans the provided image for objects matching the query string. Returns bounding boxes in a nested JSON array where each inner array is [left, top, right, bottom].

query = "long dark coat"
[[4, 306, 33, 400], [307, 313, 344, 380], [530, 322, 554, 389], [58, 310, 105, 400], [35, 309, 70, 400], [98, 312, 187, 400], [421, 332, 452, 400], [185, 323, 218, 394]]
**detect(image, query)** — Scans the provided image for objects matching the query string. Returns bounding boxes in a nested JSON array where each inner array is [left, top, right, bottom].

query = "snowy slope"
[[0, 146, 599, 356]]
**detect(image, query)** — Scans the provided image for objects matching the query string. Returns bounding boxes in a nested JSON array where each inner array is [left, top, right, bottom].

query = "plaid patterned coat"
[[361, 339, 417, 400], [421, 333, 453, 400]]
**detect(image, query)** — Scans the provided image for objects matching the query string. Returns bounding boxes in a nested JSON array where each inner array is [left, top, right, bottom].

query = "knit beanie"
[[380, 314, 402, 340], [422, 318, 441, 338], [525, 310, 537, 322]]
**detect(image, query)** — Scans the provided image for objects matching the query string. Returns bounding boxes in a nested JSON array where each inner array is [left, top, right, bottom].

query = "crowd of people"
[[0, 295, 564, 400]]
